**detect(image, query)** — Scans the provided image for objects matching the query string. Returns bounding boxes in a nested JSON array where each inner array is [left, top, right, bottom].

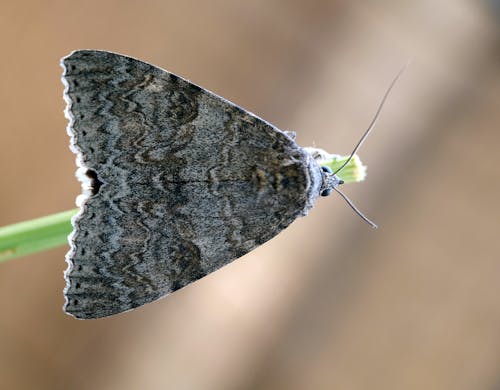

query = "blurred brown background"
[[1, 1, 499, 389]]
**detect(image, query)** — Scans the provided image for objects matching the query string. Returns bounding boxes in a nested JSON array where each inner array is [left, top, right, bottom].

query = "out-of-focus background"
[[1, 1, 499, 389]]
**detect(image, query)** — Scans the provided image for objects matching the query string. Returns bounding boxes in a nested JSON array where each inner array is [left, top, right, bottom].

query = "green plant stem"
[[0, 154, 367, 263], [0, 209, 77, 263], [322, 154, 366, 184]]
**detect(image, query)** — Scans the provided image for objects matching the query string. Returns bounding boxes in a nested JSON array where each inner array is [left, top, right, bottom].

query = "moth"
[[62, 50, 399, 319]]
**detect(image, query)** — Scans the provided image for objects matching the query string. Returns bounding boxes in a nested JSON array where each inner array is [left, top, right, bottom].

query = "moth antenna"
[[333, 62, 409, 176], [334, 187, 378, 229]]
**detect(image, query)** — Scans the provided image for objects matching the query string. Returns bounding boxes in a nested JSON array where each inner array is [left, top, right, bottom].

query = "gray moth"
[[62, 50, 344, 319]]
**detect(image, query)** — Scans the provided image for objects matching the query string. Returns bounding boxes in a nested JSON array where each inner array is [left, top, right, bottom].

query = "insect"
[[61, 50, 401, 319]]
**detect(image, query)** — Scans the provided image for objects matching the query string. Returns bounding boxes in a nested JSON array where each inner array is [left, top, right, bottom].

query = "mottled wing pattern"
[[62, 50, 318, 319]]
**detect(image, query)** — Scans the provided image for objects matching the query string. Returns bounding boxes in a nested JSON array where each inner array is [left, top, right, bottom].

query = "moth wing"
[[62, 50, 320, 319]]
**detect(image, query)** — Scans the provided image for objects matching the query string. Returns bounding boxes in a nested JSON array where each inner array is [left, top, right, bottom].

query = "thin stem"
[[0, 209, 77, 263]]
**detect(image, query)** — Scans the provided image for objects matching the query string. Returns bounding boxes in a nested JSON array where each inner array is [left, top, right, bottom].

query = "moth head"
[[319, 165, 343, 197]]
